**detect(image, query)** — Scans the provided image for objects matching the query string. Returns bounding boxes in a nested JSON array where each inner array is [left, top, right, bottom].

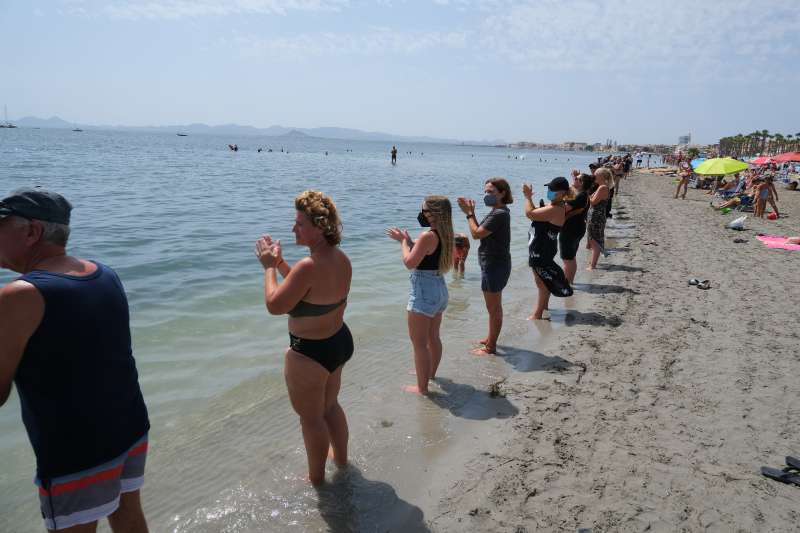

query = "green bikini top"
[[288, 297, 347, 318]]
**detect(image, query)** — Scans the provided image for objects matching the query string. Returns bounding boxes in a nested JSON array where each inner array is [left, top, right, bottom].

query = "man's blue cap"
[[0, 187, 72, 225]]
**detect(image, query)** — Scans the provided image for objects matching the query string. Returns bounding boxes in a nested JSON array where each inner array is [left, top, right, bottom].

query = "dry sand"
[[429, 170, 800, 532]]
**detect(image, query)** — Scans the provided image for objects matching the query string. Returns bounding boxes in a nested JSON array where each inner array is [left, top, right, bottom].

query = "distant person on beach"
[[457, 178, 512, 355], [523, 177, 574, 320], [612, 157, 625, 197], [0, 188, 151, 531], [386, 196, 454, 395], [675, 162, 692, 199], [391, 145, 398, 165], [453, 233, 470, 278], [560, 173, 594, 283], [255, 190, 353, 486], [587, 168, 611, 270], [755, 176, 779, 218]]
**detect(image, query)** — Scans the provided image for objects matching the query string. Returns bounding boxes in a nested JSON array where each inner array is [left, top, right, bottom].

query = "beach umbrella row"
[[772, 151, 800, 163]]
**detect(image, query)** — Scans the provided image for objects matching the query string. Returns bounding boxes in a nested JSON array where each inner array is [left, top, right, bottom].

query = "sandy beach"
[[429, 170, 800, 532]]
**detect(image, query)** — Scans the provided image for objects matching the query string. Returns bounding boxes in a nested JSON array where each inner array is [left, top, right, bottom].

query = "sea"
[[0, 128, 602, 532]]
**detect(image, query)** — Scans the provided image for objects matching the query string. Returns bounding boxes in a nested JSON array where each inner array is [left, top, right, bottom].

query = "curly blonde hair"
[[295, 190, 342, 245]]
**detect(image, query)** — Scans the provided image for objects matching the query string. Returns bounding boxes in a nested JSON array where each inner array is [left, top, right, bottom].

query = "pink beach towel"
[[756, 235, 800, 251]]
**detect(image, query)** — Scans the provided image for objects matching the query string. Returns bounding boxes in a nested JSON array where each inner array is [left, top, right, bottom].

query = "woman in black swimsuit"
[[523, 177, 574, 320], [559, 173, 593, 283], [255, 190, 352, 486]]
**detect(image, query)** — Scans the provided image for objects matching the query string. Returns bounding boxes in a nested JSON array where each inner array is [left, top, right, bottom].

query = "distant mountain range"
[[13, 116, 504, 145]]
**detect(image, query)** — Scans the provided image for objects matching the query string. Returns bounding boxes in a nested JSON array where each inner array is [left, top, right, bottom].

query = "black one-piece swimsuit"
[[528, 219, 574, 297]]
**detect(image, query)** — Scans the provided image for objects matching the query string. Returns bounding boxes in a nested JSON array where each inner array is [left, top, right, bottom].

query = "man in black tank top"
[[0, 188, 150, 532]]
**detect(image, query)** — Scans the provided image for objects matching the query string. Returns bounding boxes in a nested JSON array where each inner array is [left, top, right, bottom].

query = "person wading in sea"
[[0, 188, 151, 532], [256, 190, 353, 486]]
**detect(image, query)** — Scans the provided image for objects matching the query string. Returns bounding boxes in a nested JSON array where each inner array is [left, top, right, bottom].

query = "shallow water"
[[0, 128, 599, 531]]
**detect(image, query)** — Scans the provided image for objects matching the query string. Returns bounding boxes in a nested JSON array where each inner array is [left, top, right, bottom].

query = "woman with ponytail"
[[386, 196, 454, 395]]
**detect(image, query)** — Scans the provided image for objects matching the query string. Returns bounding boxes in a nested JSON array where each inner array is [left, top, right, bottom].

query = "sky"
[[1, 0, 799, 145]]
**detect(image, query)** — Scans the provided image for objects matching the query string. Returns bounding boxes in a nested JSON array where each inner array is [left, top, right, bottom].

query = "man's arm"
[[0, 281, 44, 407]]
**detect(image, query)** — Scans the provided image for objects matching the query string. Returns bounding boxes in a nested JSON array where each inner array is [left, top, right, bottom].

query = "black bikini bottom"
[[289, 323, 354, 373]]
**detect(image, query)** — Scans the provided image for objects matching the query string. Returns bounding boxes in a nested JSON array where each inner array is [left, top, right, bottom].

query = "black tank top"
[[417, 230, 442, 270], [528, 220, 561, 267]]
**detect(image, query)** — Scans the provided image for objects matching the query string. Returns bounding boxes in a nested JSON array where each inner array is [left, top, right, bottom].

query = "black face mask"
[[417, 211, 431, 227]]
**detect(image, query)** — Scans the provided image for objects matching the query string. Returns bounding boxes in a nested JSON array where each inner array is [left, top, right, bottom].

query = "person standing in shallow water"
[[559, 172, 593, 284], [523, 178, 574, 320], [386, 196, 454, 395], [457, 178, 512, 355], [256, 190, 353, 486], [587, 167, 611, 270], [391, 145, 398, 165], [0, 188, 150, 532]]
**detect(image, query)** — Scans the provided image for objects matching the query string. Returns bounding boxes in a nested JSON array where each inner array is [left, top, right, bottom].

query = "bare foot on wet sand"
[[471, 345, 496, 356], [402, 384, 428, 395]]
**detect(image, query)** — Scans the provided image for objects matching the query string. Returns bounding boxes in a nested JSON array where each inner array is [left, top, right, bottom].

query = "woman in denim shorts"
[[386, 196, 454, 395]]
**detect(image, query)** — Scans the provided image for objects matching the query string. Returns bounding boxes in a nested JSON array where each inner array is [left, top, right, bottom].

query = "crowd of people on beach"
[[0, 151, 636, 531]]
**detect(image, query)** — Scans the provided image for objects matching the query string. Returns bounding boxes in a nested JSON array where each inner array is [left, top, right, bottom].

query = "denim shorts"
[[480, 260, 511, 293], [407, 270, 448, 317]]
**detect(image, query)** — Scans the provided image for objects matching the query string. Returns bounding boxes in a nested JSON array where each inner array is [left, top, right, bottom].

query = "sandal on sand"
[[697, 280, 711, 290], [733, 238, 748, 243], [761, 466, 800, 487], [688, 278, 700, 286], [787, 456, 800, 471]]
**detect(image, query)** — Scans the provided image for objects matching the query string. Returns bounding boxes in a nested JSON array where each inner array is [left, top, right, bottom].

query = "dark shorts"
[[480, 260, 511, 293], [559, 231, 584, 261]]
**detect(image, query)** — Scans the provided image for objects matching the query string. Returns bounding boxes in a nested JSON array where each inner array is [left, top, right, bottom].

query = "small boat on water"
[[176, 133, 188, 137], [72, 128, 83, 132], [0, 105, 17, 128]]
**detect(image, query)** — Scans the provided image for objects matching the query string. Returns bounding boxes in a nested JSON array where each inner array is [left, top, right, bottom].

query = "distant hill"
[[13, 116, 504, 145], [16, 116, 76, 128]]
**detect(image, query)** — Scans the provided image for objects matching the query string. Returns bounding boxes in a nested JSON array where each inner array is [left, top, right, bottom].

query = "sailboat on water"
[[0, 105, 17, 128]]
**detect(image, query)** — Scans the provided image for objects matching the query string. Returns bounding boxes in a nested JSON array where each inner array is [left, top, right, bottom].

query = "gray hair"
[[10, 215, 71, 247]]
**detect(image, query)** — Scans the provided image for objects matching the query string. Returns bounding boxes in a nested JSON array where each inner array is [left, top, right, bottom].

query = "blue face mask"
[[483, 194, 498, 207], [546, 190, 558, 201]]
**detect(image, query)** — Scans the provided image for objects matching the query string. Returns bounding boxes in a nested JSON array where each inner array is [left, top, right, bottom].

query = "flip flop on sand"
[[697, 280, 711, 290], [688, 278, 700, 286], [786, 456, 800, 471], [733, 238, 748, 243], [761, 466, 800, 487]]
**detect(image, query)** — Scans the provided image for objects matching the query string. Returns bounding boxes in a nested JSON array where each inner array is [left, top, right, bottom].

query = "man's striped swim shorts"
[[35, 434, 148, 530]]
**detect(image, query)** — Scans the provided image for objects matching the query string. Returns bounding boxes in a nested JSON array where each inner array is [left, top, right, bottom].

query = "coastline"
[[428, 170, 800, 531]]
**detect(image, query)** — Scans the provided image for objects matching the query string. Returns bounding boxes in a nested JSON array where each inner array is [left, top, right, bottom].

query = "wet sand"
[[429, 170, 800, 531]]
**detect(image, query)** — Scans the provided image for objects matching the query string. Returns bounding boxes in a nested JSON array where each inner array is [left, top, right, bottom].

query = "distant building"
[[678, 134, 691, 145]]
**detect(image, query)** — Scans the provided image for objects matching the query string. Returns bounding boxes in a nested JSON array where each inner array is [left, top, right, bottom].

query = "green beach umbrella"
[[693, 157, 748, 176]]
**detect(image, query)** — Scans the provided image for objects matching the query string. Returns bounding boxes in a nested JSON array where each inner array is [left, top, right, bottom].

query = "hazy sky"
[[2, 0, 798, 144]]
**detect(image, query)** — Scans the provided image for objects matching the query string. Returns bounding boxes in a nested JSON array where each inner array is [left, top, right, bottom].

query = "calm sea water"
[[0, 128, 600, 531]]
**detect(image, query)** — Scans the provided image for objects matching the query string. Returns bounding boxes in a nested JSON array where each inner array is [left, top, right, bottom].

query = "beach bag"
[[727, 216, 746, 230]]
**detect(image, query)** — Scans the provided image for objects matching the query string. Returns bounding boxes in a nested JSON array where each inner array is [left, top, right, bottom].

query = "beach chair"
[[734, 195, 754, 212], [717, 179, 745, 198]]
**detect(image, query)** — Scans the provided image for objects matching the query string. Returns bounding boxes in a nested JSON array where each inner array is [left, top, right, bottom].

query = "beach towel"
[[756, 235, 800, 251]]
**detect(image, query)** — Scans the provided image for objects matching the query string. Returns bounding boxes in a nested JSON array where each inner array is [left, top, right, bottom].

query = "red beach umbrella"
[[750, 156, 773, 165], [772, 151, 800, 163]]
